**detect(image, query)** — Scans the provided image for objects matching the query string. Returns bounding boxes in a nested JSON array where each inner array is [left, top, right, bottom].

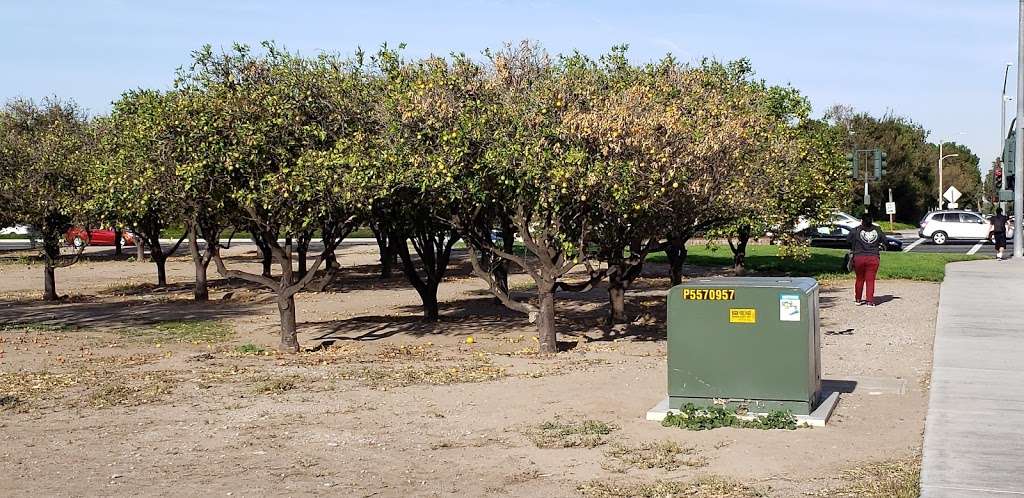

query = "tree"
[[715, 83, 848, 270], [369, 51, 488, 320], [430, 42, 604, 353], [92, 90, 187, 287], [0, 98, 93, 300], [176, 43, 371, 351], [823, 107, 973, 221]]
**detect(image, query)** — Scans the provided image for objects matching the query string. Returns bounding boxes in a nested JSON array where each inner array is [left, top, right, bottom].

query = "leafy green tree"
[[368, 50, 494, 320], [0, 98, 93, 300], [176, 43, 371, 351], [92, 90, 187, 287], [426, 42, 606, 353]]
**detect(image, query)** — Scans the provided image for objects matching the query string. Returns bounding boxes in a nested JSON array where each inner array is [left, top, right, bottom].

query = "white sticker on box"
[[779, 294, 800, 322]]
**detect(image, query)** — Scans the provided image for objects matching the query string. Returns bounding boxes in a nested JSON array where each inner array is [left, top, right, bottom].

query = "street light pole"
[[1002, 63, 1013, 213], [1014, 0, 1024, 258], [938, 131, 966, 209], [938, 141, 960, 209]]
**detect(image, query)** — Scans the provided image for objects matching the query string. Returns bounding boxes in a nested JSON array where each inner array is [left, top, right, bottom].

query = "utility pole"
[[1002, 63, 1013, 213], [1015, 0, 1024, 258]]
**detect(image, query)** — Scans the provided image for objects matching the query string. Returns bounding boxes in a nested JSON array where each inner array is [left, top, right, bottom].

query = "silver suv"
[[918, 210, 989, 245]]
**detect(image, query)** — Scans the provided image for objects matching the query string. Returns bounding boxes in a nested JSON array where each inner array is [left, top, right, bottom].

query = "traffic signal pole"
[[1002, 63, 1012, 214], [1015, 0, 1024, 259]]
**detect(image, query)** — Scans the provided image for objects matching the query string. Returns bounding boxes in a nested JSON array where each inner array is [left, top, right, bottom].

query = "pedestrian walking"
[[989, 208, 1009, 260], [847, 213, 885, 306]]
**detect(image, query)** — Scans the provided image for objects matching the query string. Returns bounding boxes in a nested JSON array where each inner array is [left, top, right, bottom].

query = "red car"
[[65, 227, 136, 248]]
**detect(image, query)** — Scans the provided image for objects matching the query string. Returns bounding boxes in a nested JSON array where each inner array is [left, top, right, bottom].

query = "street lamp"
[[1002, 62, 1013, 212], [938, 133, 965, 209]]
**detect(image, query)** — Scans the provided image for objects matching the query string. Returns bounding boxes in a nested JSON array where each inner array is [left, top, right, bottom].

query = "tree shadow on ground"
[[304, 295, 526, 342], [0, 298, 263, 331], [301, 281, 671, 345], [98, 277, 269, 297]]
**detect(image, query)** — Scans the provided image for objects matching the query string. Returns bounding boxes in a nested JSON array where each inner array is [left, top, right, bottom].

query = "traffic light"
[[847, 152, 857, 179], [995, 162, 1003, 186], [873, 150, 887, 180]]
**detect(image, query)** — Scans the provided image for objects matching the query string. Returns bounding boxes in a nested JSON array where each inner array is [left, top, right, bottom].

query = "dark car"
[[797, 225, 902, 251]]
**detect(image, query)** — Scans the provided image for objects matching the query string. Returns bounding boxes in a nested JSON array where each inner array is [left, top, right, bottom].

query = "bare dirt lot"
[[0, 244, 934, 497]]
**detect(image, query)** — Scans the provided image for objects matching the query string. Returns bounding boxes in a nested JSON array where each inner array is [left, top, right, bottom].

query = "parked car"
[[797, 224, 903, 251], [791, 211, 861, 234], [0, 225, 33, 235], [64, 227, 135, 248], [918, 210, 990, 245]]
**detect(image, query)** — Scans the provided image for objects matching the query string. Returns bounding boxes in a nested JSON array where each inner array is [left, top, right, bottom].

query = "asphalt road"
[[900, 238, 1012, 255]]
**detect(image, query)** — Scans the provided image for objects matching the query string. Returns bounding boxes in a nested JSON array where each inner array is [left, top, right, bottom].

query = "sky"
[[1, 0, 1018, 171]]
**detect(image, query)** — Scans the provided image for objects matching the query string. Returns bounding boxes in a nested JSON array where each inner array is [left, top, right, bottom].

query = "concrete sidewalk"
[[921, 259, 1024, 497]]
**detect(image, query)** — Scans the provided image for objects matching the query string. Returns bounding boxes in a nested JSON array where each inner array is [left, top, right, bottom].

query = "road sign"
[[885, 202, 896, 215], [943, 186, 962, 204], [947, 202, 959, 209], [1000, 189, 1015, 202]]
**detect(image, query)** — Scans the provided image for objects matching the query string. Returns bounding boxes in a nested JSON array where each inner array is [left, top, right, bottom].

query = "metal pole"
[[1015, 0, 1024, 258], [889, 188, 894, 230], [1002, 63, 1012, 213], [939, 142, 944, 209]]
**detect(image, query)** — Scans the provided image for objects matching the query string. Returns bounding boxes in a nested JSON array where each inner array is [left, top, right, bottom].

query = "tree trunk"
[[251, 230, 273, 277], [261, 249, 272, 277], [43, 264, 57, 301], [297, 238, 309, 279], [194, 258, 208, 301], [607, 268, 627, 324], [277, 295, 299, 353], [42, 233, 60, 301], [492, 223, 514, 304], [421, 284, 440, 321], [114, 228, 123, 257], [187, 226, 210, 301], [394, 234, 449, 321], [372, 226, 397, 279], [536, 281, 557, 353], [155, 258, 167, 286], [665, 237, 688, 286], [381, 246, 395, 278], [136, 238, 146, 261], [732, 224, 751, 273]]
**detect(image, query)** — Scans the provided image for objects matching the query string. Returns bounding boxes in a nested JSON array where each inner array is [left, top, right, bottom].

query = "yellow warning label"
[[729, 308, 757, 324]]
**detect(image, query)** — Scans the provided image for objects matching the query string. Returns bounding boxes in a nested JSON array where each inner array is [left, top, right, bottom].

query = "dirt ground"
[[0, 244, 934, 497]]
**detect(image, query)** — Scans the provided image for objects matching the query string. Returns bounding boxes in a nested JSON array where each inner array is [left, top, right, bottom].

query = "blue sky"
[[1, 0, 1016, 170]]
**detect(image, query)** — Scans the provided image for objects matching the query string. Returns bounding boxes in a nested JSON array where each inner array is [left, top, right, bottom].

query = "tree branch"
[[467, 244, 537, 317], [212, 252, 278, 289]]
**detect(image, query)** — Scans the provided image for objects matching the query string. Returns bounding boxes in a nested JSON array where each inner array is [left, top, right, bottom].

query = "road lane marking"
[[902, 238, 925, 253], [967, 240, 987, 255]]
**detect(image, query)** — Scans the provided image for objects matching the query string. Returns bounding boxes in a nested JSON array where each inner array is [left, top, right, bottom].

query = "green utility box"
[[667, 277, 821, 415]]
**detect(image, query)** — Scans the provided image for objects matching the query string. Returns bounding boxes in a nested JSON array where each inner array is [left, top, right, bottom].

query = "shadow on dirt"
[[0, 298, 262, 331]]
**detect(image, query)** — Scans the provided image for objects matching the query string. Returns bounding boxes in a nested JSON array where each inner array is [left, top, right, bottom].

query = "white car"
[[919, 210, 991, 245], [792, 211, 860, 233], [0, 225, 32, 235]]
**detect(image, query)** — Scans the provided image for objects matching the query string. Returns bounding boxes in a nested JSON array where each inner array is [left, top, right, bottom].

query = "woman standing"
[[847, 213, 885, 306]]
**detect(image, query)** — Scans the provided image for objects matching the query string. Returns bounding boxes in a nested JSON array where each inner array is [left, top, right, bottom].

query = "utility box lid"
[[666, 276, 821, 415], [679, 276, 818, 291]]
